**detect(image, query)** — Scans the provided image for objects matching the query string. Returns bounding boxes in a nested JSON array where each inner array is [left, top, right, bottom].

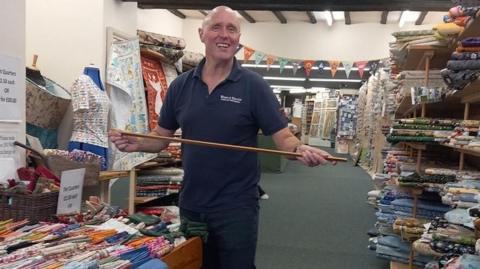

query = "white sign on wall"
[[57, 168, 85, 215], [0, 54, 21, 121]]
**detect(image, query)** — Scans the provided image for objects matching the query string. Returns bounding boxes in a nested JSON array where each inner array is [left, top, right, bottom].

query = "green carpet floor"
[[255, 150, 389, 269]]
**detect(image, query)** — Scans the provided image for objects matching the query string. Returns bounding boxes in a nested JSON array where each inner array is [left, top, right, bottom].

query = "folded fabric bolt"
[[433, 22, 464, 36], [461, 37, 480, 48], [447, 60, 480, 71], [457, 46, 480, 53], [451, 52, 480, 60]]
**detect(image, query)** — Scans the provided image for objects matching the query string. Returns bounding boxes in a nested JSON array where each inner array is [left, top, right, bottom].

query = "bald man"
[[110, 6, 332, 268]]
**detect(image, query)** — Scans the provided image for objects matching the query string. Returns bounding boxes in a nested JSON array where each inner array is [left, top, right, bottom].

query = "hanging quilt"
[[107, 38, 156, 170], [141, 56, 169, 131]]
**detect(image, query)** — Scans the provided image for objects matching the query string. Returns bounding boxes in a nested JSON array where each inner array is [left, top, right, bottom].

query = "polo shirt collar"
[[193, 57, 242, 82]]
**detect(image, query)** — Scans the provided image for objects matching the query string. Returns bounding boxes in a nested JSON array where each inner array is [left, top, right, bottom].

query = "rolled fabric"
[[137, 30, 186, 50]]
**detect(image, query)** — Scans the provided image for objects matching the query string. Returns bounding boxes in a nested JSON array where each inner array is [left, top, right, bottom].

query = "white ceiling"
[[177, 10, 445, 25]]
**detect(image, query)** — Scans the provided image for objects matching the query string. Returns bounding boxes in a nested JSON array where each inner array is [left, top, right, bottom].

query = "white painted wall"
[[0, 0, 26, 166], [137, 9, 183, 38], [26, 0, 103, 89], [182, 19, 437, 61], [26, 0, 138, 149]]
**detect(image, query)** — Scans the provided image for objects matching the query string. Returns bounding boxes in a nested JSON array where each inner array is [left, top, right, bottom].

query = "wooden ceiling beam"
[[415, 11, 428, 25], [345, 11, 351, 25], [130, 0, 452, 12], [272, 11, 287, 24], [167, 9, 186, 19], [380, 11, 388, 24], [198, 10, 208, 16], [306, 11, 317, 24], [238, 10, 256, 23]]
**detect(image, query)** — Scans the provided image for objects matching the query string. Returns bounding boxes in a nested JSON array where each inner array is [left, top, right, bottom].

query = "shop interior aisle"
[[256, 148, 388, 269]]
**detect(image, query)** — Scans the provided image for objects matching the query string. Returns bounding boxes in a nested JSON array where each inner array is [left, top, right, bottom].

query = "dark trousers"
[[180, 204, 259, 269]]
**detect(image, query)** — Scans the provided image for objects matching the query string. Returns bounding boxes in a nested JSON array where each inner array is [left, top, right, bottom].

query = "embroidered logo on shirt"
[[220, 95, 242, 104]]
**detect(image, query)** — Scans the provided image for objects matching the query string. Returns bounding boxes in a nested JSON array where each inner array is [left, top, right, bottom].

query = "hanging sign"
[[0, 54, 21, 121], [57, 168, 85, 215], [243, 46, 255, 62]]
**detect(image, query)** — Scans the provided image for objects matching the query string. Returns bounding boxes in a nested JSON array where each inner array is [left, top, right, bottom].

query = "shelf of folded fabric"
[[162, 237, 202, 269], [402, 45, 452, 71], [441, 143, 480, 157], [456, 10, 480, 41]]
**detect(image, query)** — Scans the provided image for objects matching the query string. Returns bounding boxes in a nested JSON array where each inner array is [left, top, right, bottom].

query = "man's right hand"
[[108, 129, 141, 152]]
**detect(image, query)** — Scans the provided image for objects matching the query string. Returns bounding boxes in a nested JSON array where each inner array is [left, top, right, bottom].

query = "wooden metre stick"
[[119, 130, 347, 162]]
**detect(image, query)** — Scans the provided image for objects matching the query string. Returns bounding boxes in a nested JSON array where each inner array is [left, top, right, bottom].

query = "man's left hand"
[[295, 145, 336, 167]]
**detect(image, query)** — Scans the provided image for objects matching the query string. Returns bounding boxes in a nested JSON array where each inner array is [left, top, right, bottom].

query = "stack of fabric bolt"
[[442, 36, 480, 91], [136, 168, 183, 198], [387, 118, 455, 143], [390, 29, 451, 69]]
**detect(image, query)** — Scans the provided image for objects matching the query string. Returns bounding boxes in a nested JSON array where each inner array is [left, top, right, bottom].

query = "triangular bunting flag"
[[243, 46, 255, 62], [316, 60, 327, 71], [342, 61, 353, 78], [303, 60, 315, 77], [235, 44, 244, 55], [328, 60, 340, 77], [291, 61, 300, 75], [266, 55, 276, 71], [355, 61, 369, 78], [253, 51, 265, 65], [278, 57, 289, 74], [368, 60, 380, 75]]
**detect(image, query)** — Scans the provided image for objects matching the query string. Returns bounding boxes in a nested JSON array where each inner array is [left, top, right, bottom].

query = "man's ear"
[[198, 28, 205, 43]]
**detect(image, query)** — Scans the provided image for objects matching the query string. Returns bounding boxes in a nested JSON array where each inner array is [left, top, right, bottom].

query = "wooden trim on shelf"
[[134, 197, 157, 205], [401, 142, 426, 151], [442, 144, 480, 157]]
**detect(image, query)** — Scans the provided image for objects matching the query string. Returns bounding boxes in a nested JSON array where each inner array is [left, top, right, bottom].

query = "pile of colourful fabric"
[[387, 118, 455, 144], [136, 168, 183, 198], [442, 37, 480, 91], [0, 201, 200, 268]]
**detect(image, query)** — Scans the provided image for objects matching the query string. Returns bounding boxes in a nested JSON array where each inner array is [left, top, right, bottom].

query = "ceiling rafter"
[[272, 11, 287, 24], [306, 11, 317, 24], [238, 10, 256, 23], [344, 11, 351, 25], [380, 11, 388, 24], [415, 11, 428, 25], [198, 10, 208, 16], [128, 0, 453, 12], [167, 9, 186, 19]]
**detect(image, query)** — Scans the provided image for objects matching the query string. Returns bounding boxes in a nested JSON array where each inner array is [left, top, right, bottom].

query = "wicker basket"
[[0, 191, 59, 222], [14, 141, 100, 186], [44, 155, 100, 186]]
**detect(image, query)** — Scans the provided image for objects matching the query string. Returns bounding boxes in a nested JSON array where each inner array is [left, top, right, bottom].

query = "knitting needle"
[[118, 130, 348, 162]]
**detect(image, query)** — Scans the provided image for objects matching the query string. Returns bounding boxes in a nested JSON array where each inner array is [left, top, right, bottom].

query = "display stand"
[[162, 237, 203, 269]]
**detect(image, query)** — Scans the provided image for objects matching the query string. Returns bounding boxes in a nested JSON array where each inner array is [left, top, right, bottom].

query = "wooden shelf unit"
[[402, 45, 451, 71]]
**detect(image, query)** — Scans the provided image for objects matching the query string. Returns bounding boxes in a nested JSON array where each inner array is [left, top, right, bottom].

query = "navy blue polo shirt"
[[159, 58, 287, 212]]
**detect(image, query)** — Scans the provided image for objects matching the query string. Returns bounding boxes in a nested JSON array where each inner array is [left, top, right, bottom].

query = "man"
[[110, 6, 333, 269]]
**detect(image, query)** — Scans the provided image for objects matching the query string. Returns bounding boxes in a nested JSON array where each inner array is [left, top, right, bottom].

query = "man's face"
[[199, 10, 241, 62]]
